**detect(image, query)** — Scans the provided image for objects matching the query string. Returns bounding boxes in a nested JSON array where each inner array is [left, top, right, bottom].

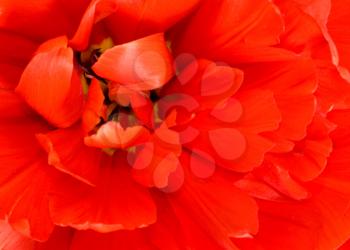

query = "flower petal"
[[172, 0, 284, 57], [84, 121, 150, 149], [105, 0, 200, 44], [82, 78, 106, 133], [34, 227, 74, 250], [49, 153, 156, 232], [69, 0, 118, 51], [0, 120, 54, 241], [37, 126, 102, 186], [0, 220, 34, 250], [92, 33, 174, 91], [132, 123, 182, 188], [171, 156, 259, 249], [0, 0, 88, 41], [161, 59, 243, 111], [15, 36, 84, 128], [241, 58, 317, 150]]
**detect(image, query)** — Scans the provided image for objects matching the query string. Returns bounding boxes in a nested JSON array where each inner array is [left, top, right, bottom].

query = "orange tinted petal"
[[84, 121, 150, 149], [0, 220, 34, 250], [82, 79, 106, 133], [92, 33, 174, 91], [15, 36, 84, 128], [69, 0, 118, 51]]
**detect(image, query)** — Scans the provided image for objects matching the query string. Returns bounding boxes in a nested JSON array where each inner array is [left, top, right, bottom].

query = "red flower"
[[1, 0, 350, 249]]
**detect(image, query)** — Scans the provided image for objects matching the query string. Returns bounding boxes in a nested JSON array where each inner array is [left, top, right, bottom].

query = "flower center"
[[75, 38, 175, 153]]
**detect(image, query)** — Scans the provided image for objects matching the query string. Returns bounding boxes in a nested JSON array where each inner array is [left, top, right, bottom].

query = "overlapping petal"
[[15, 37, 84, 128], [92, 33, 174, 91], [1, 0, 350, 248], [49, 153, 157, 232]]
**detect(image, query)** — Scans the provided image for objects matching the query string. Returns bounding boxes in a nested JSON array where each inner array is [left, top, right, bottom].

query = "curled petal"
[[93, 33, 174, 91], [15, 36, 84, 128], [84, 121, 150, 149], [69, 0, 118, 51]]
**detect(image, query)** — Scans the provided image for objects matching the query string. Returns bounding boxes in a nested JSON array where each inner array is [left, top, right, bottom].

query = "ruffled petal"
[[183, 89, 280, 172], [241, 58, 317, 150], [161, 59, 243, 111], [132, 122, 182, 189], [270, 115, 334, 182]]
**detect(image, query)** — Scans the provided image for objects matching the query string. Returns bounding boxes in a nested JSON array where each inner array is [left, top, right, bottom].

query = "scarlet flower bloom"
[[1, 0, 350, 249]]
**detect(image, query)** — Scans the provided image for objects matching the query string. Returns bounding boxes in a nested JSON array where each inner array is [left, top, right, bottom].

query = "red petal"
[[37, 126, 102, 186], [253, 163, 309, 200], [250, 199, 322, 250], [15, 36, 84, 128], [183, 89, 280, 172], [0, 0, 88, 41], [235, 174, 283, 201], [132, 123, 182, 188], [82, 79, 105, 133], [0, 120, 54, 241], [105, 0, 200, 44], [276, 0, 324, 53], [328, 0, 350, 80], [0, 89, 34, 120], [69, 0, 118, 51], [8, 162, 55, 241], [0, 31, 38, 67], [171, 156, 259, 248], [316, 64, 350, 112], [92, 33, 174, 91], [107, 82, 154, 128], [248, 185, 350, 250], [84, 121, 150, 149], [272, 115, 334, 182], [235, 89, 281, 134], [34, 227, 74, 250], [71, 229, 154, 250], [161, 59, 243, 111], [49, 153, 156, 232], [0, 220, 34, 250], [242, 59, 317, 149], [208, 128, 246, 160], [172, 0, 283, 57]]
